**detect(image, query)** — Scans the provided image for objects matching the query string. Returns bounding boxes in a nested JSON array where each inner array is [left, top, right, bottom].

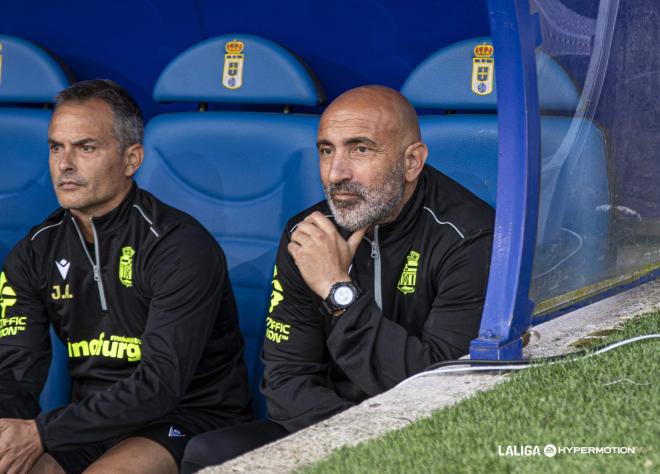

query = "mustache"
[[324, 181, 366, 198], [57, 174, 87, 186]]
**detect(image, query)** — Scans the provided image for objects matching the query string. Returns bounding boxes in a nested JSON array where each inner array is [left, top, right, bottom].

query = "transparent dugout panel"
[[529, 0, 660, 314]]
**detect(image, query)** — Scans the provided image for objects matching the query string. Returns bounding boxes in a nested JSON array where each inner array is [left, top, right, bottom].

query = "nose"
[[327, 149, 353, 185], [56, 148, 76, 173]]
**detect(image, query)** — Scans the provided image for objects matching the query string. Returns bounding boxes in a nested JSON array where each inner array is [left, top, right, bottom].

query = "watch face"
[[334, 285, 355, 306]]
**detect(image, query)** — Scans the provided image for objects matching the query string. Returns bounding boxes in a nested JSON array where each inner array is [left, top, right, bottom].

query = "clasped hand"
[[287, 212, 365, 299]]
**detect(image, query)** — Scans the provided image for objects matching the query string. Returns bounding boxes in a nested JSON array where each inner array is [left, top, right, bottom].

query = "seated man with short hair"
[[0, 79, 253, 474], [181, 85, 494, 472]]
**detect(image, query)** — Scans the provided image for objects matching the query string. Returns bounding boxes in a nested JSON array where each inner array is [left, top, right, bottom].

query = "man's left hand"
[[0, 418, 43, 474], [288, 212, 365, 299]]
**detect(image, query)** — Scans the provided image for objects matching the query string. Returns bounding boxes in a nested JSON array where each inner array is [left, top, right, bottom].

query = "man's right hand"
[[0, 418, 43, 474], [288, 211, 365, 299]]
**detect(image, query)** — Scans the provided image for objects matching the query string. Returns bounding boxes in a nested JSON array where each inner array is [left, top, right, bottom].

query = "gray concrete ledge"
[[203, 278, 660, 474]]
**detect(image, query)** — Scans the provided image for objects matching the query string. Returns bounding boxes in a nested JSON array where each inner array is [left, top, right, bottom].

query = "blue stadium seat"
[[401, 37, 609, 298], [138, 34, 325, 418], [0, 34, 72, 412]]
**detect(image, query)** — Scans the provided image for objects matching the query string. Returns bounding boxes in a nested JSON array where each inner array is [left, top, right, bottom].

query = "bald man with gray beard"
[[180, 86, 494, 472]]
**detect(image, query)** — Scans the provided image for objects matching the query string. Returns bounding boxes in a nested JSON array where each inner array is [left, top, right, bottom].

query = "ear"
[[124, 144, 144, 178], [403, 141, 428, 183]]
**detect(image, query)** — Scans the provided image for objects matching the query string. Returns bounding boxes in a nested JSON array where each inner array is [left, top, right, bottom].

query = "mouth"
[[330, 192, 364, 209], [325, 182, 366, 208], [331, 192, 361, 201], [58, 181, 84, 190]]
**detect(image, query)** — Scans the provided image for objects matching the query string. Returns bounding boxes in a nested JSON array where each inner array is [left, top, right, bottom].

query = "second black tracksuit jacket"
[[262, 165, 495, 432]]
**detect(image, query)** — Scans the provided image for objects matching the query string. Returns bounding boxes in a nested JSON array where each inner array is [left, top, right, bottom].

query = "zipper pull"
[[93, 265, 100, 282], [370, 226, 380, 259], [370, 241, 379, 259]]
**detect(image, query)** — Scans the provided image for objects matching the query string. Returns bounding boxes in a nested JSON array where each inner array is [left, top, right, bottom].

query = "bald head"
[[322, 85, 421, 145], [317, 85, 428, 231]]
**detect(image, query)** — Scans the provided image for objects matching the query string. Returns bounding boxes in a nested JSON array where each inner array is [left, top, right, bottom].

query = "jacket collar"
[[332, 166, 429, 245], [370, 166, 428, 244], [65, 182, 139, 235]]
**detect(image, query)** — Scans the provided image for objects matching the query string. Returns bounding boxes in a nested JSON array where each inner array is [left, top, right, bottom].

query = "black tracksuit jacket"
[[261, 165, 495, 432], [0, 184, 252, 451]]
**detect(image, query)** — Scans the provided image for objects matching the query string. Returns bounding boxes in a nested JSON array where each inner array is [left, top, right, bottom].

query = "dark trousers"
[[180, 420, 289, 473]]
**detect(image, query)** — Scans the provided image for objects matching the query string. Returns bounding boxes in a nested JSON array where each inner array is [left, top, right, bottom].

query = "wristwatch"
[[322, 281, 361, 315]]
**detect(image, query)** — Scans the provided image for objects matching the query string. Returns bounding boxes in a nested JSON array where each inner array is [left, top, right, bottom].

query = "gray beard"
[[325, 158, 406, 232]]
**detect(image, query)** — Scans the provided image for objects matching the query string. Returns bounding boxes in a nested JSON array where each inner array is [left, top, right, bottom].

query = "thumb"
[[347, 227, 367, 257]]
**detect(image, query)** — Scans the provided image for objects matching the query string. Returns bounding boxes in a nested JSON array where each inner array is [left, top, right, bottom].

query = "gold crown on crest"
[[225, 40, 245, 54], [473, 43, 494, 58]]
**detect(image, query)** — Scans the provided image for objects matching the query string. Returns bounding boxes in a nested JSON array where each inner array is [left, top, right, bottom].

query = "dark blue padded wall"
[[139, 34, 325, 418], [1, 0, 490, 120], [0, 35, 72, 413]]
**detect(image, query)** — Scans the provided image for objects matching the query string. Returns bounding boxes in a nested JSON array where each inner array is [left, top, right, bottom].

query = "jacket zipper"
[[71, 216, 109, 311], [370, 225, 382, 310]]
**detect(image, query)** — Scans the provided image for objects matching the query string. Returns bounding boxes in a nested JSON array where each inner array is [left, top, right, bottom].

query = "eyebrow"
[[72, 138, 99, 146], [316, 136, 379, 148], [345, 136, 378, 148], [48, 137, 99, 146]]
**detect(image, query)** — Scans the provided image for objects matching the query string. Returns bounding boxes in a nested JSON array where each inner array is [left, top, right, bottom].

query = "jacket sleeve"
[[261, 230, 354, 433], [0, 239, 51, 419], [326, 231, 493, 396], [35, 224, 235, 451]]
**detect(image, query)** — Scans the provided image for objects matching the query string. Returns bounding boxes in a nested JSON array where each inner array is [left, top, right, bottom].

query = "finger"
[[304, 211, 328, 223], [287, 242, 300, 258], [290, 227, 313, 246], [293, 223, 327, 246], [289, 231, 304, 246], [8, 459, 26, 474], [294, 222, 322, 239], [304, 212, 337, 236], [347, 228, 367, 256], [0, 458, 11, 474]]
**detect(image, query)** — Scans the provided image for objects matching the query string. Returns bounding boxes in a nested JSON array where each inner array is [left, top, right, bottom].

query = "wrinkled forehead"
[[50, 99, 113, 128], [49, 100, 115, 138], [318, 99, 401, 141]]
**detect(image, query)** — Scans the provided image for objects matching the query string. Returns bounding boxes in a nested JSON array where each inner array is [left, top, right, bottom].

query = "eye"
[[318, 146, 333, 157], [355, 145, 369, 154], [80, 144, 95, 153], [49, 144, 62, 153]]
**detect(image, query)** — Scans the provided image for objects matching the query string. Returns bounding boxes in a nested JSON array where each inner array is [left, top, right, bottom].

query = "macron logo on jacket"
[[55, 259, 70, 280]]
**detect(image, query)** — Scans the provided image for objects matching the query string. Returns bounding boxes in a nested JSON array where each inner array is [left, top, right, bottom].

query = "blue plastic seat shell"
[[139, 111, 324, 417], [401, 36, 580, 112], [0, 36, 71, 411], [0, 35, 70, 103], [153, 34, 324, 105]]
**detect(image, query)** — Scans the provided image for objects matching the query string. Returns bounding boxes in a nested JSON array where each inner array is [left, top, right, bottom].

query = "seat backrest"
[[401, 36, 582, 208], [401, 36, 609, 294], [0, 34, 72, 412], [0, 35, 70, 264], [138, 34, 325, 418]]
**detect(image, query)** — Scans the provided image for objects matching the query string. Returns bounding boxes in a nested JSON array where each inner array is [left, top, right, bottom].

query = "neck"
[[70, 183, 133, 242], [367, 179, 419, 233], [70, 211, 95, 243]]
